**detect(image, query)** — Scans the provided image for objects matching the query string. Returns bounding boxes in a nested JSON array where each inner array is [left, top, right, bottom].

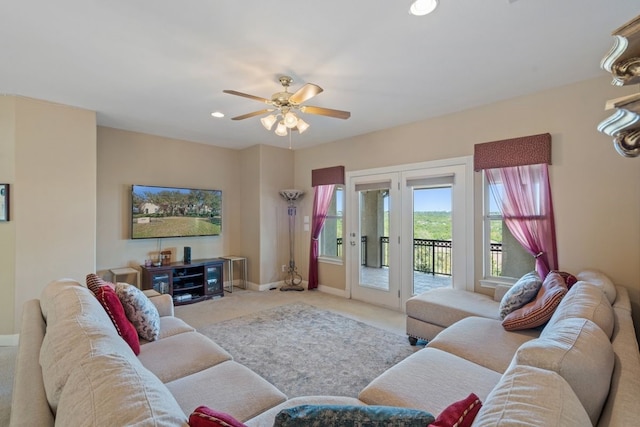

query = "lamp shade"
[[275, 121, 288, 136], [261, 114, 277, 130], [296, 118, 310, 134], [284, 112, 298, 129]]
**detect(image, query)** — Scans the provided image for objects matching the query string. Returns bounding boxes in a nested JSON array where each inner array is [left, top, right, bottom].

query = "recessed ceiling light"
[[211, 111, 224, 118], [409, 0, 438, 16]]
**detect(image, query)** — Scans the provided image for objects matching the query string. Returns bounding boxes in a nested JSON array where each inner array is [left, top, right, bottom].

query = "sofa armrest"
[[493, 284, 510, 302], [147, 293, 174, 317]]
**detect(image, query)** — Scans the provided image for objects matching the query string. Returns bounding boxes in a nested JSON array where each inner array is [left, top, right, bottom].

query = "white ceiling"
[[1, 1, 638, 150]]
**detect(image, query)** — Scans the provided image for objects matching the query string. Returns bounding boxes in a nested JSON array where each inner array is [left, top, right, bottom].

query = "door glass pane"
[[358, 188, 389, 291], [412, 187, 452, 295]]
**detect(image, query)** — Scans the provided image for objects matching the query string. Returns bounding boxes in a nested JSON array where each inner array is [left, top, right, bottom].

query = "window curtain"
[[485, 163, 558, 278], [308, 184, 336, 290], [308, 166, 345, 290]]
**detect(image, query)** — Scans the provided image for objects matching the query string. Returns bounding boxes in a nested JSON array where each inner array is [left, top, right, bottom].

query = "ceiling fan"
[[223, 76, 350, 136]]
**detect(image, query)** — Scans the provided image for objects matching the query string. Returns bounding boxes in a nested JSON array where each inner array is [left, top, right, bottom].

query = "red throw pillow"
[[429, 393, 482, 427], [189, 406, 248, 427], [86, 274, 140, 355], [502, 272, 568, 331]]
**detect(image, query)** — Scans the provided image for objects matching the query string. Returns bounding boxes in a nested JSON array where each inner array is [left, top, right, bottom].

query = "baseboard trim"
[[0, 334, 19, 346], [317, 284, 349, 298]]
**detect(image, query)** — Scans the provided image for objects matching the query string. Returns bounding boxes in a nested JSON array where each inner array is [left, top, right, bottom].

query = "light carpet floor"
[[198, 302, 418, 397]]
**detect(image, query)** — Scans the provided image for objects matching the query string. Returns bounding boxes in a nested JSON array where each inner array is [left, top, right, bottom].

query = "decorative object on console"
[[597, 14, 640, 157], [161, 250, 172, 266], [184, 246, 191, 264], [0, 184, 9, 221], [279, 189, 305, 291]]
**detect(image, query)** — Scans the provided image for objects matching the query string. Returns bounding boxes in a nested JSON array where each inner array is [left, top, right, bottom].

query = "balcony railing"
[[337, 236, 503, 276]]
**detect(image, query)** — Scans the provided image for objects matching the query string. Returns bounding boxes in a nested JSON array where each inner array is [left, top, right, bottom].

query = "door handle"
[[350, 241, 356, 246]]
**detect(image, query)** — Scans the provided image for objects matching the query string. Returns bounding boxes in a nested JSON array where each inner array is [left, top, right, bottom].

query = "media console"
[[140, 258, 224, 305]]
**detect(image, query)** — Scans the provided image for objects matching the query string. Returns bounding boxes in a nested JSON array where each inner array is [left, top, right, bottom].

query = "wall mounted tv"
[[131, 185, 222, 239]]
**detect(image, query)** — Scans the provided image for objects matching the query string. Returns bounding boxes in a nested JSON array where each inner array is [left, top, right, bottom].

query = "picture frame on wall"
[[0, 184, 9, 221]]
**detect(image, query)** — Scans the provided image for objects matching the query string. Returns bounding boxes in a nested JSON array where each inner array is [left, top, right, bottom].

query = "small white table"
[[109, 267, 140, 289], [220, 256, 247, 293]]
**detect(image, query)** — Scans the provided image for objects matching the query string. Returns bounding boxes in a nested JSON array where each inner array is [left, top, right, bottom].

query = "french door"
[[348, 173, 401, 308], [346, 158, 473, 310]]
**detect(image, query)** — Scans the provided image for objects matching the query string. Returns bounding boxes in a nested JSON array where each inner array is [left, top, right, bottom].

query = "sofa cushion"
[[545, 281, 614, 338], [359, 348, 502, 417], [472, 365, 591, 426], [273, 405, 435, 427], [189, 406, 248, 427], [56, 353, 188, 426], [427, 317, 539, 373], [166, 361, 287, 422], [140, 316, 195, 343], [137, 331, 232, 383], [498, 271, 542, 319], [502, 272, 567, 331], [115, 282, 161, 341], [39, 286, 137, 412], [576, 269, 617, 305], [514, 317, 614, 425], [39, 279, 86, 322], [406, 288, 500, 329], [430, 393, 481, 427]]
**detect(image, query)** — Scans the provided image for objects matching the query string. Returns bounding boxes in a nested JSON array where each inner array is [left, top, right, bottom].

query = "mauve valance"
[[311, 165, 345, 187], [474, 133, 551, 171]]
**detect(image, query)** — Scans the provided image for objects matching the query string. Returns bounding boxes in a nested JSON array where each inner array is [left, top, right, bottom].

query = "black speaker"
[[184, 247, 191, 264]]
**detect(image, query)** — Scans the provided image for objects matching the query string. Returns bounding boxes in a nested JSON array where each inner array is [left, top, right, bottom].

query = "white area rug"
[[198, 303, 420, 398]]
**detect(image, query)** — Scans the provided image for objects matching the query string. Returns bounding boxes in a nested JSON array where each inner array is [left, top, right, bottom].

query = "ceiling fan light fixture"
[[409, 0, 438, 16], [296, 118, 310, 134], [284, 112, 298, 129], [261, 114, 277, 130], [275, 121, 288, 136]]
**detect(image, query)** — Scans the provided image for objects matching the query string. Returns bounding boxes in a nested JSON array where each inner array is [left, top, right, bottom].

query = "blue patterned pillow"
[[274, 405, 434, 427], [499, 271, 543, 319]]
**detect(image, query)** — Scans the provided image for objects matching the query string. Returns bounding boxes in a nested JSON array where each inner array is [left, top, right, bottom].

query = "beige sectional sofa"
[[10, 272, 640, 426], [10, 279, 289, 426]]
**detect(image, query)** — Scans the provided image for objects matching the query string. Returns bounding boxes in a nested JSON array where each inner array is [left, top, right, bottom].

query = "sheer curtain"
[[307, 184, 335, 290], [485, 163, 558, 278]]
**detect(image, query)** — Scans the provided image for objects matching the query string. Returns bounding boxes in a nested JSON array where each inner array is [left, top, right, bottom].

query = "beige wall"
[[0, 96, 97, 333], [96, 127, 243, 276], [0, 97, 16, 333], [293, 77, 640, 316]]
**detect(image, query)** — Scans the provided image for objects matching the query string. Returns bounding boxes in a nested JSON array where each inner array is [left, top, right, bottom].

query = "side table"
[[110, 267, 140, 289], [220, 256, 247, 293]]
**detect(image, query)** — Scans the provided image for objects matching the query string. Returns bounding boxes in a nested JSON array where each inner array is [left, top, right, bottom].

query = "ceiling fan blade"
[[289, 83, 323, 105], [230, 109, 272, 120], [223, 90, 271, 104], [301, 105, 351, 120]]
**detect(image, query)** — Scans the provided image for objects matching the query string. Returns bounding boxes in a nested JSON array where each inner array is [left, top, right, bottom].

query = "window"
[[319, 186, 343, 260], [483, 175, 535, 282]]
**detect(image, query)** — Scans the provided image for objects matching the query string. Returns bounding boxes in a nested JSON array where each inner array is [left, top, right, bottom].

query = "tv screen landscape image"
[[131, 185, 222, 239]]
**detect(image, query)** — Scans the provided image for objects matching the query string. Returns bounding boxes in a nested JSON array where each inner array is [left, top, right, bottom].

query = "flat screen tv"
[[131, 185, 222, 239]]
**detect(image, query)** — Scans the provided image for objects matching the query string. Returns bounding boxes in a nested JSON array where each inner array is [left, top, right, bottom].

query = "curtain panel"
[[475, 133, 557, 278], [486, 164, 558, 278], [308, 165, 345, 290]]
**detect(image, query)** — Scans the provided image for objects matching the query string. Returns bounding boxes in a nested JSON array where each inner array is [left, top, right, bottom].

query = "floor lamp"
[[279, 189, 304, 291]]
